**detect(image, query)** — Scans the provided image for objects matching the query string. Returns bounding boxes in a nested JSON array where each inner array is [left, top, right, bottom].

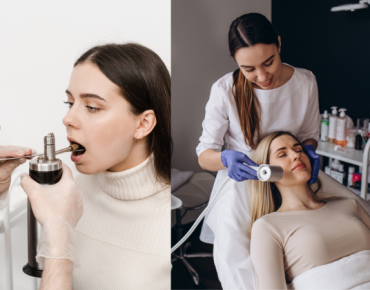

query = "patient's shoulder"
[[251, 218, 283, 247], [252, 217, 280, 237]]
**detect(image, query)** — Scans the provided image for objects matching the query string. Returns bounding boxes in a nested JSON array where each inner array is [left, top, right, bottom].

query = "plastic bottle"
[[337, 164, 345, 184], [320, 110, 329, 142], [335, 108, 347, 147], [355, 130, 363, 150], [328, 106, 338, 144], [348, 166, 355, 187]]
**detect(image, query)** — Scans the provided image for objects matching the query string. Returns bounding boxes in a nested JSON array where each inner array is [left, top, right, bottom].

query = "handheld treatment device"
[[171, 163, 284, 253], [23, 133, 81, 278]]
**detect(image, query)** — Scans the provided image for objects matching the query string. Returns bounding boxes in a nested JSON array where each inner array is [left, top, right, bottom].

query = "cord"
[[171, 177, 231, 253]]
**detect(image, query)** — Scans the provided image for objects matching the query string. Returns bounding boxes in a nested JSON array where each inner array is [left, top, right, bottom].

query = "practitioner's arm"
[[41, 259, 73, 290], [21, 163, 83, 290], [354, 200, 370, 229], [250, 219, 287, 290]]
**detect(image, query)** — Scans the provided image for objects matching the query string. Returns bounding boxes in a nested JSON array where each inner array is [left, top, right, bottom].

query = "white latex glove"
[[0, 146, 36, 209], [20, 163, 83, 265]]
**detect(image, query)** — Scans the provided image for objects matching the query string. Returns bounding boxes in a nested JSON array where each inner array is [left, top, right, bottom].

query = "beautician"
[[196, 13, 321, 289]]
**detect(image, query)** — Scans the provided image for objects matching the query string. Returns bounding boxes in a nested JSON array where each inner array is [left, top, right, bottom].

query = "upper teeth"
[[261, 78, 271, 84]]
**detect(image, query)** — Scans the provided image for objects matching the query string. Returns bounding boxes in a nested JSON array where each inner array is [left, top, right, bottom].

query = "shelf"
[[347, 186, 370, 201], [316, 141, 366, 167]]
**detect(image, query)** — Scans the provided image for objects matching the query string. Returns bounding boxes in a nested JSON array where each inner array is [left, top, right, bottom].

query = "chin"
[[75, 163, 102, 175]]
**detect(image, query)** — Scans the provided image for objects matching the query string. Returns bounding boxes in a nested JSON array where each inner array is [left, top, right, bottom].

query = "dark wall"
[[272, 0, 370, 122]]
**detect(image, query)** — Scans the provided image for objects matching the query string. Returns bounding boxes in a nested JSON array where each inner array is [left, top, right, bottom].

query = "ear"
[[277, 36, 281, 52], [134, 110, 157, 140]]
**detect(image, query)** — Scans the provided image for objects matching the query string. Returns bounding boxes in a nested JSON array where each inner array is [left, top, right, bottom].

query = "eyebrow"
[[274, 143, 301, 155], [240, 54, 275, 68], [65, 90, 106, 102]]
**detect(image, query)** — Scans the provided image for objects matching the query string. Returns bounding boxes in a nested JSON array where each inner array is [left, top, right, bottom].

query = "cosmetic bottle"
[[348, 166, 355, 188], [328, 106, 338, 144], [320, 110, 329, 142], [335, 109, 347, 147], [355, 130, 363, 150]]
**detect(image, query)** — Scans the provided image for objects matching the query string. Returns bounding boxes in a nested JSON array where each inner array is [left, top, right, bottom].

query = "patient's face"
[[269, 135, 311, 186]]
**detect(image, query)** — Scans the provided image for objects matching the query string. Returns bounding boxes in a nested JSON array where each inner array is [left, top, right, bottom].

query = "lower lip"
[[71, 151, 85, 163], [293, 165, 306, 171], [258, 76, 273, 87]]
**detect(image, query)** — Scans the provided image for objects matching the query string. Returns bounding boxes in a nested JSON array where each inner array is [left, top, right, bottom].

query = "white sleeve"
[[0, 190, 10, 210], [296, 73, 320, 143], [196, 81, 230, 156]]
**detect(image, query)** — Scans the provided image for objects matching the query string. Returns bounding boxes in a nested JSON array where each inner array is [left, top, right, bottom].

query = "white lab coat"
[[196, 64, 320, 289]]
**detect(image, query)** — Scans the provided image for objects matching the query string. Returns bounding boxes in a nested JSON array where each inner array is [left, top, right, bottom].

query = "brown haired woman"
[[196, 13, 321, 289], [19, 43, 171, 289]]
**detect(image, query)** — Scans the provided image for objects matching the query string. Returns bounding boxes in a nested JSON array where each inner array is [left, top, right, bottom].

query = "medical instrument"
[[171, 163, 283, 253], [331, 0, 369, 12], [0, 144, 82, 161], [23, 133, 80, 278]]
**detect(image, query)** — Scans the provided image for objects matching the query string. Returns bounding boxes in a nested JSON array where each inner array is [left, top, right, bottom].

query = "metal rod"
[[0, 144, 81, 161]]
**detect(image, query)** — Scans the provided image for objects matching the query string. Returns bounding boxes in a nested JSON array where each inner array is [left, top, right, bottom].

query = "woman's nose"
[[62, 105, 81, 129], [292, 150, 300, 161], [256, 69, 268, 82]]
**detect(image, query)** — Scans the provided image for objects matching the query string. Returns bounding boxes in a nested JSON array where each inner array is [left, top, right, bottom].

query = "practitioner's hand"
[[303, 144, 320, 184], [20, 163, 83, 265], [221, 149, 259, 182], [0, 146, 36, 191], [0, 146, 36, 209]]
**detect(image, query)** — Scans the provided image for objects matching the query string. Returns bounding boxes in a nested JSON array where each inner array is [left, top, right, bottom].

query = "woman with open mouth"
[[20, 43, 171, 290]]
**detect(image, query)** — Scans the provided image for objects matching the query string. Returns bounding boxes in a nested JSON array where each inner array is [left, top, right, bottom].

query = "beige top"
[[72, 156, 170, 290], [250, 198, 370, 290]]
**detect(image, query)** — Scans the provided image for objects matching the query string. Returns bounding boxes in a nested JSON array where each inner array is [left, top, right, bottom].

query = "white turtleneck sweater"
[[72, 156, 170, 290]]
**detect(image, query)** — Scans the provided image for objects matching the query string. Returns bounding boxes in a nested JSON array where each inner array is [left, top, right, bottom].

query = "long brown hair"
[[248, 131, 325, 237], [229, 13, 280, 149], [74, 43, 170, 185]]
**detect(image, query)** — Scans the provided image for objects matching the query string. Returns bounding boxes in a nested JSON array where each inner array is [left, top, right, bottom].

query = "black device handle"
[[23, 168, 63, 278]]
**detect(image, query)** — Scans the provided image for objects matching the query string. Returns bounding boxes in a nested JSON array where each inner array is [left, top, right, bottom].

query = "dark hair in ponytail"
[[75, 43, 170, 185], [229, 13, 279, 150]]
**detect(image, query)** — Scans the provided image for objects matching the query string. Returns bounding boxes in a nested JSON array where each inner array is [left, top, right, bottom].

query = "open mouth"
[[70, 142, 86, 156]]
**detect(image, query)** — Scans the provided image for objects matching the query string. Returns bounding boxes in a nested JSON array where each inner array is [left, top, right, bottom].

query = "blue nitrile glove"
[[221, 149, 259, 182], [303, 144, 320, 184]]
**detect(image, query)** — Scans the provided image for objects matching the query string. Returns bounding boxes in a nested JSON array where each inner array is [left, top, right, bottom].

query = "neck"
[[275, 183, 322, 212], [108, 137, 149, 172]]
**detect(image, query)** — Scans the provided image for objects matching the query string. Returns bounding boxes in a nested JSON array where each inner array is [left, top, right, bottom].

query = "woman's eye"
[[296, 150, 303, 153], [86, 106, 101, 113], [64, 101, 73, 108], [265, 61, 273, 67], [278, 154, 286, 158], [245, 68, 254, 73]]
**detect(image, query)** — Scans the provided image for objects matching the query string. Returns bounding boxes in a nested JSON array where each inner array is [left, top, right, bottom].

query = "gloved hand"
[[0, 146, 36, 208], [303, 144, 320, 184], [20, 163, 83, 265], [221, 149, 259, 182]]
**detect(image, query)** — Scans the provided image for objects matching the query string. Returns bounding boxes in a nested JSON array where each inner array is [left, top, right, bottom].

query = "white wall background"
[[0, 1, 170, 289], [0, 0, 170, 177], [171, 0, 271, 172]]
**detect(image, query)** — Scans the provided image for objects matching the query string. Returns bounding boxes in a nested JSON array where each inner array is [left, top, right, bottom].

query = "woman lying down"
[[250, 131, 370, 290]]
